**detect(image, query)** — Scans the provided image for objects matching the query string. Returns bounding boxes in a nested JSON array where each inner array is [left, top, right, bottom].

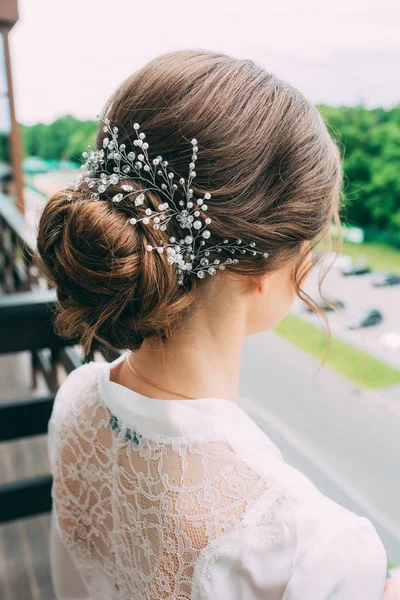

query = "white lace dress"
[[48, 354, 387, 600]]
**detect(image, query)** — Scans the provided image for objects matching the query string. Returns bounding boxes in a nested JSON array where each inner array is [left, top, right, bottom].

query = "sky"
[[8, 0, 400, 125]]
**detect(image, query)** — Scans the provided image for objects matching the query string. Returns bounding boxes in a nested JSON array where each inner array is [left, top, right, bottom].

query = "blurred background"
[[0, 0, 399, 598]]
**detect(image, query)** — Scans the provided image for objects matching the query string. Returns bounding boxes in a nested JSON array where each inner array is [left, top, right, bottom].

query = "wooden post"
[[0, 0, 23, 214]]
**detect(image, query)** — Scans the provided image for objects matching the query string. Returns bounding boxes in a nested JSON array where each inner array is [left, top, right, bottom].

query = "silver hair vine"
[[69, 115, 269, 285]]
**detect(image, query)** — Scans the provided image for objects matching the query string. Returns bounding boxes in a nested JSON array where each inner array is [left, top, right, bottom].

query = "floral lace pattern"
[[49, 369, 291, 599]]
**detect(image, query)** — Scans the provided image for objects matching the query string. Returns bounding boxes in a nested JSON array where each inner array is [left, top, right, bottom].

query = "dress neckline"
[[98, 352, 251, 442]]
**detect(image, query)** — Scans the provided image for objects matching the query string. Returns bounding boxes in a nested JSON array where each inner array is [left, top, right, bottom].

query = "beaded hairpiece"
[[70, 115, 269, 284]]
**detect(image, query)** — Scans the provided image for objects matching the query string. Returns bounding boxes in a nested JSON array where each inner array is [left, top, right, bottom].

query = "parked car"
[[304, 298, 345, 312], [341, 264, 371, 277], [371, 273, 400, 287], [347, 309, 383, 329]]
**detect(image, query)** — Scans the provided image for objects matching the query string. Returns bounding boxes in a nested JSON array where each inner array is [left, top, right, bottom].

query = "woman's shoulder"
[[196, 450, 387, 599], [50, 359, 109, 424]]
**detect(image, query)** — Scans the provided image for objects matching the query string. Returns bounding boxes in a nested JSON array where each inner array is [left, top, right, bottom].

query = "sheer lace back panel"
[[50, 368, 277, 600]]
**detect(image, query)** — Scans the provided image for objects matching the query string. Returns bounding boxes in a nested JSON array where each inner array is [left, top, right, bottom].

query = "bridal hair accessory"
[[69, 115, 269, 285]]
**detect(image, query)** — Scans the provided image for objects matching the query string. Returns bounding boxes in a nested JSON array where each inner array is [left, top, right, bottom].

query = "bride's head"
[[37, 50, 342, 355]]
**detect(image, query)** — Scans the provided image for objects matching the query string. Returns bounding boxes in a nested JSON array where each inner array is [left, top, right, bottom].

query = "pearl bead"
[[202, 230, 211, 239], [204, 193, 211, 200], [130, 218, 137, 225], [193, 220, 202, 230], [157, 247, 164, 253], [134, 123, 140, 130], [146, 245, 153, 251], [143, 218, 149, 224]]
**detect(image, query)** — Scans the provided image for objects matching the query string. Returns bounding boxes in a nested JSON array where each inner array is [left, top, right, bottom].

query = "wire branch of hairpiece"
[[69, 115, 269, 284]]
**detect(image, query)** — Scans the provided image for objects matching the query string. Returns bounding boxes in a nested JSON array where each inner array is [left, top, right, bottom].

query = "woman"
[[37, 50, 387, 599]]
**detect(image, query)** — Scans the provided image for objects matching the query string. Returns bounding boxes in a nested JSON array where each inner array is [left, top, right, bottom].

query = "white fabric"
[[48, 353, 387, 599]]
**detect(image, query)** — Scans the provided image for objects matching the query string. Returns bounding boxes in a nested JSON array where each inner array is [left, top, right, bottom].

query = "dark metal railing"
[[0, 192, 38, 293]]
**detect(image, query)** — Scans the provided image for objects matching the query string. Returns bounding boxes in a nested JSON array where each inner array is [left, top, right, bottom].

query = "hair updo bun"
[[36, 185, 196, 354], [37, 49, 342, 354]]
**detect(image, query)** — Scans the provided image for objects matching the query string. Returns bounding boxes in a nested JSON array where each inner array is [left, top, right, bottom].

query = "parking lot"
[[293, 261, 400, 370]]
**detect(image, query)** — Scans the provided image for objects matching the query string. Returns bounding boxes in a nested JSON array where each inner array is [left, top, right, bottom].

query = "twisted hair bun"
[[37, 187, 195, 353]]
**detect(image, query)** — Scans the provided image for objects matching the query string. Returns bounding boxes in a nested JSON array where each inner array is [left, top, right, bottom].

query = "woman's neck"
[[113, 287, 249, 403]]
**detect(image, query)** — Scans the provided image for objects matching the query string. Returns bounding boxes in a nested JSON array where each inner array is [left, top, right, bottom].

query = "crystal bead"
[[204, 251, 210, 257], [122, 165, 130, 173], [98, 185, 106, 193], [122, 184, 133, 192], [110, 174, 119, 184], [160, 225, 166, 231], [197, 270, 205, 279], [200, 258, 209, 266], [250, 242, 256, 247], [134, 123, 140, 130], [208, 267, 216, 275], [214, 259, 220, 264], [179, 178, 185, 185], [128, 152, 135, 160], [135, 193, 145, 206], [169, 237, 176, 243], [113, 193, 123, 202], [263, 252, 269, 258]]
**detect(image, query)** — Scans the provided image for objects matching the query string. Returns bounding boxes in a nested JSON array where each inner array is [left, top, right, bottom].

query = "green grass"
[[274, 314, 400, 389], [341, 240, 400, 275]]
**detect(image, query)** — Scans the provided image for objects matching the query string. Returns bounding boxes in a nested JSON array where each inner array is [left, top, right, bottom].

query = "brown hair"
[[37, 50, 342, 355]]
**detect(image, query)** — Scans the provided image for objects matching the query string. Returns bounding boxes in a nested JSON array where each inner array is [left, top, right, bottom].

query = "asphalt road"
[[240, 331, 400, 562], [293, 264, 400, 369]]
